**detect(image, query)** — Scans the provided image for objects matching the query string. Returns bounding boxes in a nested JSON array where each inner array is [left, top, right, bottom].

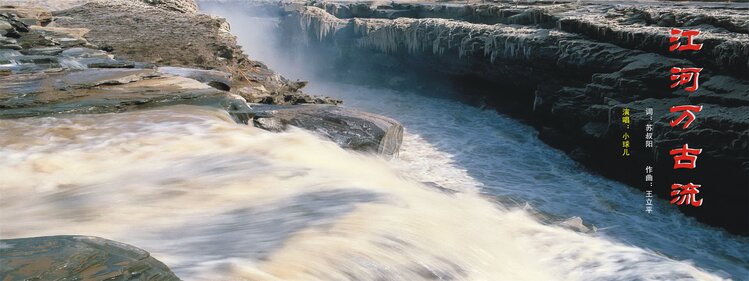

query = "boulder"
[[0, 235, 179, 281], [251, 104, 403, 157]]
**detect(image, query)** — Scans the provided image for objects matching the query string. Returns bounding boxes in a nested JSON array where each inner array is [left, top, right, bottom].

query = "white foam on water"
[[197, 5, 747, 279], [0, 105, 736, 280], [302, 80, 749, 280]]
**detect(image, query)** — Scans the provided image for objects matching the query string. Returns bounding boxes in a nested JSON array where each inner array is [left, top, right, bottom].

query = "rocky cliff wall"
[[270, 0, 748, 234]]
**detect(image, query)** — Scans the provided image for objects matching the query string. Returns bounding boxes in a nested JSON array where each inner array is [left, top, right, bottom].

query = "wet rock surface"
[[241, 0, 748, 234], [0, 235, 179, 281], [0, 68, 251, 120], [251, 104, 404, 157]]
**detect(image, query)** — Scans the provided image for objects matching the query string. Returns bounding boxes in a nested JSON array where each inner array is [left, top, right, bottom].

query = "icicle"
[[351, 15, 553, 65], [297, 7, 346, 42]]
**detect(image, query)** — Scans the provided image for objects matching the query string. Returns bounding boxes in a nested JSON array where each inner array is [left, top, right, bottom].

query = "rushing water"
[[200, 5, 749, 279], [0, 5, 747, 281], [0, 103, 742, 280]]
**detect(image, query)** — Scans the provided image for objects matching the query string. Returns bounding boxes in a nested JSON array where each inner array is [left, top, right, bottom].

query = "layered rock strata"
[[244, 0, 748, 234]]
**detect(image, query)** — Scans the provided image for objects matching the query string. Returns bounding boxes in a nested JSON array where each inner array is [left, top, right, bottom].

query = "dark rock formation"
[[0, 236, 179, 281], [251, 104, 404, 157], [240, 0, 748, 234]]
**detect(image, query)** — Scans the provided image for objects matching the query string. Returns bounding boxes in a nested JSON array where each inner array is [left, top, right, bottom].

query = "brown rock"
[[0, 235, 180, 281]]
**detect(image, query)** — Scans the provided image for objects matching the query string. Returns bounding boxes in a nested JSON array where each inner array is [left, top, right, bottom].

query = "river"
[[0, 3, 747, 281]]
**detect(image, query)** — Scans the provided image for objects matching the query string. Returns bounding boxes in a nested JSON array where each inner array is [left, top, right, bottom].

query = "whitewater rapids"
[[0, 105, 732, 281]]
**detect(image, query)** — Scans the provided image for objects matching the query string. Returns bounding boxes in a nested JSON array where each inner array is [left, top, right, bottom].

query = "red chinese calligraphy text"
[[669, 29, 703, 52], [670, 144, 702, 169], [670, 105, 703, 129], [670, 183, 703, 207], [670, 67, 702, 92]]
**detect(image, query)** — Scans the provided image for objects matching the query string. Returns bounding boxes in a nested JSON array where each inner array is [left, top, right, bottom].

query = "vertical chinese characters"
[[668, 29, 705, 207], [622, 108, 630, 157], [644, 108, 654, 213]]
